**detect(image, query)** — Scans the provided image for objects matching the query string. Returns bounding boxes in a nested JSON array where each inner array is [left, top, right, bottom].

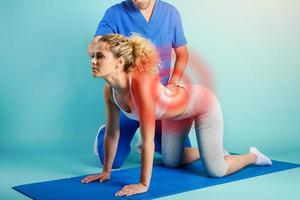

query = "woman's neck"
[[104, 72, 130, 95]]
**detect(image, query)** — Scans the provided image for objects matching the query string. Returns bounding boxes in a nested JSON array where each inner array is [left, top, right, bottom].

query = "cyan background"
[[0, 0, 299, 199]]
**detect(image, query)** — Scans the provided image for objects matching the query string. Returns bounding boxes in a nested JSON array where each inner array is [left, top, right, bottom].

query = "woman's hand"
[[80, 171, 110, 183], [115, 183, 149, 197]]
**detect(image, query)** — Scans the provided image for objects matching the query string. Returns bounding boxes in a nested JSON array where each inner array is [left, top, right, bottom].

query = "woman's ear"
[[116, 57, 125, 69]]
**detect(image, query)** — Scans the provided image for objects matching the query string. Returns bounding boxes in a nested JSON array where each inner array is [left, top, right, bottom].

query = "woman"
[[81, 34, 272, 197]]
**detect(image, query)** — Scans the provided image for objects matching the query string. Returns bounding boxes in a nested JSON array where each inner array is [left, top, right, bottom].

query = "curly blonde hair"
[[88, 34, 161, 75]]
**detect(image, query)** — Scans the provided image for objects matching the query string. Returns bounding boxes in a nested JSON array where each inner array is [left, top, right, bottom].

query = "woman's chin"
[[92, 71, 102, 78], [92, 73, 101, 78]]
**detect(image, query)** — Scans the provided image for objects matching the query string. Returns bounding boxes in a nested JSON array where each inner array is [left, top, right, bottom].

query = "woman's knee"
[[205, 163, 228, 178], [162, 154, 182, 168]]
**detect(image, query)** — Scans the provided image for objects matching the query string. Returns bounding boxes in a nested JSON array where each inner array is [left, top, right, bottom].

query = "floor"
[[1, 149, 300, 200]]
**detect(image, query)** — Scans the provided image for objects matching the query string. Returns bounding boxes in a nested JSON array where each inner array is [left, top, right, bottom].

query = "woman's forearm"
[[140, 140, 155, 186], [103, 133, 119, 173]]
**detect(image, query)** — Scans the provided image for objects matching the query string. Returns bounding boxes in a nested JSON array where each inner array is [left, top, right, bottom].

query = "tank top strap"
[[111, 87, 122, 111], [111, 84, 139, 121], [128, 76, 138, 110]]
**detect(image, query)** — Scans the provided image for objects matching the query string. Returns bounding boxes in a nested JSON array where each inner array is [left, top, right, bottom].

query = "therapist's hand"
[[81, 171, 110, 183], [166, 83, 177, 88], [115, 183, 148, 197]]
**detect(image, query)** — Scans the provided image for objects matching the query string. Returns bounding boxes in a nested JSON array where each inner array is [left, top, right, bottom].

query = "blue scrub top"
[[95, 0, 187, 84]]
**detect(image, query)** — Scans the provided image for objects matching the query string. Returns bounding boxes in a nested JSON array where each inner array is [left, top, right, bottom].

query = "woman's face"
[[89, 41, 120, 78]]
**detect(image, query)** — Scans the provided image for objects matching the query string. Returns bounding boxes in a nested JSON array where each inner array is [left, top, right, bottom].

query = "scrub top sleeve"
[[94, 7, 117, 36], [172, 8, 187, 48]]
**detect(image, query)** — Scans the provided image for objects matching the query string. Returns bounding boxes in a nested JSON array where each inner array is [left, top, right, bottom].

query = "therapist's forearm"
[[169, 48, 189, 84]]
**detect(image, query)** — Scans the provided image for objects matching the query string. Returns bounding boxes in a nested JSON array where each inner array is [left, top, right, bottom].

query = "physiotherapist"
[[93, 0, 198, 168]]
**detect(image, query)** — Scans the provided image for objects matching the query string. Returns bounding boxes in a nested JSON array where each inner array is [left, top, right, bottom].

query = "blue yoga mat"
[[13, 159, 300, 200]]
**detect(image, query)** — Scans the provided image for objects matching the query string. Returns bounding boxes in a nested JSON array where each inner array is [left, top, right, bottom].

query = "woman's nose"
[[92, 59, 97, 65]]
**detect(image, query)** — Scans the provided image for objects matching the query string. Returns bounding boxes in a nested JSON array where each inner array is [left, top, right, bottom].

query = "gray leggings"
[[161, 97, 229, 178]]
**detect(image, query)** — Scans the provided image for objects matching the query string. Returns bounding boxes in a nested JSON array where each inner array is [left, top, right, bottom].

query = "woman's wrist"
[[140, 173, 151, 188], [139, 181, 149, 188], [102, 167, 111, 175]]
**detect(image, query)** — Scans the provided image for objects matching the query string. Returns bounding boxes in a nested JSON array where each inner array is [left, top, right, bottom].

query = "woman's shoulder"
[[103, 83, 114, 104], [103, 83, 112, 93], [130, 73, 159, 86], [130, 74, 161, 101]]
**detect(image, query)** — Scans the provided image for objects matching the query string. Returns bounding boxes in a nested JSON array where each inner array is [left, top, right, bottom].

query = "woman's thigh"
[[161, 118, 193, 167], [194, 100, 228, 177]]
